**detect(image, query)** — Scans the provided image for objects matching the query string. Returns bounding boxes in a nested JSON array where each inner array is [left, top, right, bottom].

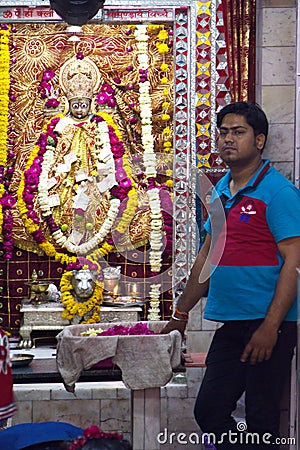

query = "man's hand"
[[241, 236, 300, 365], [240, 322, 279, 365], [160, 318, 187, 336]]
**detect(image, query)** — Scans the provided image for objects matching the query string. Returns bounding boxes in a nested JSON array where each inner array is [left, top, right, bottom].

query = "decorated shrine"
[[0, 1, 299, 449], [0, 0, 256, 335]]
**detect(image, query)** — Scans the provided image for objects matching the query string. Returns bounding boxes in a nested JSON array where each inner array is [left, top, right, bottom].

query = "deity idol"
[[20, 56, 152, 266]]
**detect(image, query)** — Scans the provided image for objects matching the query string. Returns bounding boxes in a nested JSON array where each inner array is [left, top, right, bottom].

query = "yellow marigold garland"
[[115, 154, 138, 234], [115, 188, 138, 234], [0, 27, 10, 235], [97, 111, 123, 141], [60, 270, 104, 324], [88, 243, 115, 260]]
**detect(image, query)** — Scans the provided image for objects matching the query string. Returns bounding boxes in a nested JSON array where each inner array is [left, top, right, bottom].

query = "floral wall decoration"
[[0, 25, 15, 261]]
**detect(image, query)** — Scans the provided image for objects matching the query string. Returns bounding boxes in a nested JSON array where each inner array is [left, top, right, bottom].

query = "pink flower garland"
[[22, 117, 60, 245], [38, 69, 60, 109], [96, 83, 117, 108], [95, 323, 155, 336]]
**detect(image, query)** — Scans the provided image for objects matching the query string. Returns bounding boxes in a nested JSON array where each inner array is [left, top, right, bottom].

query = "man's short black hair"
[[216, 101, 269, 150]]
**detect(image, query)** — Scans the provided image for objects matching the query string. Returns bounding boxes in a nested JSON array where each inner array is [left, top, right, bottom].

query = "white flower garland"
[[38, 143, 56, 217], [148, 283, 161, 321], [134, 25, 164, 274], [63, 198, 120, 255], [134, 25, 156, 178], [147, 188, 163, 272], [37, 117, 121, 255], [94, 120, 116, 176]]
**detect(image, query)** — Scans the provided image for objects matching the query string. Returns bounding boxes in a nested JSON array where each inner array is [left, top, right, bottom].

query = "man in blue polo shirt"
[[162, 102, 300, 449]]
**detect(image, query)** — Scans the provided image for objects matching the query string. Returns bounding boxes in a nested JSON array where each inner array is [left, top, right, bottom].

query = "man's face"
[[217, 113, 265, 167], [69, 98, 91, 120]]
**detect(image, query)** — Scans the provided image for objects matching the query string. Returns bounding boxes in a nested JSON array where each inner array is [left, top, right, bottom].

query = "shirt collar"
[[217, 158, 270, 196]]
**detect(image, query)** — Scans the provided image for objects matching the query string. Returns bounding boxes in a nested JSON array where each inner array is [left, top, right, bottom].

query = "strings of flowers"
[[18, 107, 139, 261], [134, 25, 162, 320], [147, 283, 161, 321], [134, 25, 165, 275], [16, 115, 77, 266], [93, 112, 139, 248], [81, 322, 156, 336], [147, 185, 164, 273], [134, 25, 156, 179], [134, 25, 174, 318], [0, 25, 15, 259]]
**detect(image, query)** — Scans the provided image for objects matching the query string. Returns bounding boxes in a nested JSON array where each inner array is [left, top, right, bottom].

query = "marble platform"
[[19, 304, 143, 348], [12, 374, 204, 450], [10, 343, 207, 450]]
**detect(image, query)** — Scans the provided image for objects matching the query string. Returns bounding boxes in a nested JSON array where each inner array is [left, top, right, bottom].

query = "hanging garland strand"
[[0, 26, 9, 185], [0, 25, 15, 259]]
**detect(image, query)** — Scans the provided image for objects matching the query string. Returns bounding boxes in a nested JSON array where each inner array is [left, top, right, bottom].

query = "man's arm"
[[240, 236, 300, 365], [161, 233, 211, 334]]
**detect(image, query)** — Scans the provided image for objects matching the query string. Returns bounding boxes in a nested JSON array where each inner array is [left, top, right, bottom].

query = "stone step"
[[183, 352, 207, 368]]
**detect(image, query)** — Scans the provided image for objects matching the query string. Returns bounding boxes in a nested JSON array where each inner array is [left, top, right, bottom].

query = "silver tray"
[[102, 300, 147, 308], [11, 353, 34, 368]]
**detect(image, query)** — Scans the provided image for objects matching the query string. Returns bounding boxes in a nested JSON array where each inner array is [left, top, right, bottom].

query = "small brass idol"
[[26, 270, 50, 304]]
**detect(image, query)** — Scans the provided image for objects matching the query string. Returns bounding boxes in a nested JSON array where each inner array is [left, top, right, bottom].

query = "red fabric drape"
[[222, 0, 256, 102], [0, 329, 16, 422]]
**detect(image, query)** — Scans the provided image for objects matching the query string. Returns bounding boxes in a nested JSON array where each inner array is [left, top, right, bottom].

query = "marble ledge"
[[13, 378, 192, 401], [13, 381, 125, 401]]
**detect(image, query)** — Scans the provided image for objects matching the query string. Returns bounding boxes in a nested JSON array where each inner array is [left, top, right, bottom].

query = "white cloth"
[[56, 321, 182, 392]]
